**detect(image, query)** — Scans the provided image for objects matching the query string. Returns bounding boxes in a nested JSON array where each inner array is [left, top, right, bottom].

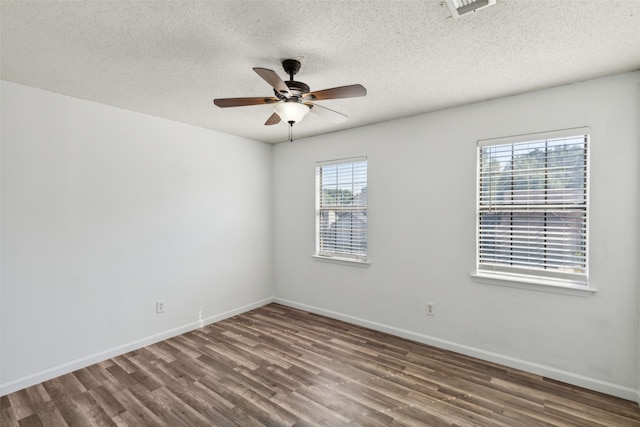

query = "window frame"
[[314, 156, 369, 265], [473, 127, 595, 294]]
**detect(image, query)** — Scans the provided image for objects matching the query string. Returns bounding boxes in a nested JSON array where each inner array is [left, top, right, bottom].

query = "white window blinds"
[[477, 129, 589, 283], [316, 157, 368, 261]]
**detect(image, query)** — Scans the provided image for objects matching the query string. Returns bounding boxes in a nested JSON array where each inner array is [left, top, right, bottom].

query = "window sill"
[[312, 254, 370, 267], [470, 272, 597, 297]]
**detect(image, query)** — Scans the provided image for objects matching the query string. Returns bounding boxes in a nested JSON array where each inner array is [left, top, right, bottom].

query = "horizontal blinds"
[[477, 133, 588, 281], [316, 158, 368, 260], [477, 127, 590, 147]]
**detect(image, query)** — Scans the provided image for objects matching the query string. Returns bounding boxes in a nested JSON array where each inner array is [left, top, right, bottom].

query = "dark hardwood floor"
[[2, 303, 639, 426]]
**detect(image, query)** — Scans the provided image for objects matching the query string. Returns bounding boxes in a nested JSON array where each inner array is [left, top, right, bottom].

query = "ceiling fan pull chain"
[[289, 123, 293, 142]]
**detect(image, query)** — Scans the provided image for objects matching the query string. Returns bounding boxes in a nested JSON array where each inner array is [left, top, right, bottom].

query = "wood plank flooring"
[[2, 303, 639, 426]]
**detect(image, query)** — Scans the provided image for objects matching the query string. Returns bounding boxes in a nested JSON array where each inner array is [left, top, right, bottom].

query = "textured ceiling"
[[2, 1, 640, 144]]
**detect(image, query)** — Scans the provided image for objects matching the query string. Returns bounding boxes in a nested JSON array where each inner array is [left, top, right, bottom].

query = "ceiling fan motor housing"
[[273, 59, 309, 100], [275, 80, 310, 100]]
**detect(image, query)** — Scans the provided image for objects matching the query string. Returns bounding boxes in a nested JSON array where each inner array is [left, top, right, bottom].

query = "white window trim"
[[475, 127, 595, 295], [470, 271, 596, 297], [312, 254, 370, 267]]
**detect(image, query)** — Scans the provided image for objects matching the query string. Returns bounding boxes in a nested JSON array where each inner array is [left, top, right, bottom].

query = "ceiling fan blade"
[[264, 112, 281, 126], [305, 84, 367, 101], [213, 97, 278, 108], [253, 67, 290, 95], [308, 103, 348, 123]]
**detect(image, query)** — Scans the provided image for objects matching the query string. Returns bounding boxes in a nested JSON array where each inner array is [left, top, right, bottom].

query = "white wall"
[[0, 81, 274, 394], [637, 72, 640, 404], [3, 73, 639, 402], [273, 72, 640, 401]]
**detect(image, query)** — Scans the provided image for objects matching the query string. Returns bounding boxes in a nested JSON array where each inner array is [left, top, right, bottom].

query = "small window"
[[315, 157, 368, 262], [477, 128, 589, 285]]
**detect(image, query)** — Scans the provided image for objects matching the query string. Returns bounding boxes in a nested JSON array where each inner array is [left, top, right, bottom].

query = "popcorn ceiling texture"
[[2, 0, 639, 143]]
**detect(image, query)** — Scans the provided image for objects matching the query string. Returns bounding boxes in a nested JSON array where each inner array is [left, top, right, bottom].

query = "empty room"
[[1, 1, 640, 425]]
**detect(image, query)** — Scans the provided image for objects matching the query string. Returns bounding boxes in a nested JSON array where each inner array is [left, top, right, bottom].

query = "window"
[[315, 157, 368, 262], [477, 128, 589, 286]]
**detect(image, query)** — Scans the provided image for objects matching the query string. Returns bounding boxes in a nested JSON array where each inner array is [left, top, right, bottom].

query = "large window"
[[315, 157, 368, 262], [477, 128, 589, 285]]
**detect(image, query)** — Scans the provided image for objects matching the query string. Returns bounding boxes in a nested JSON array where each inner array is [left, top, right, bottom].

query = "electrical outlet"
[[156, 300, 165, 314], [426, 302, 435, 316]]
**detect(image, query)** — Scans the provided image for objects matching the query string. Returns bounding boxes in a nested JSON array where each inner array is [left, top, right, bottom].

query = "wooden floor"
[[2, 304, 639, 426]]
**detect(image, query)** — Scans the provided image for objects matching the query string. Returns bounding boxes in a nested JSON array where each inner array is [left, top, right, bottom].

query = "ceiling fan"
[[213, 59, 366, 141]]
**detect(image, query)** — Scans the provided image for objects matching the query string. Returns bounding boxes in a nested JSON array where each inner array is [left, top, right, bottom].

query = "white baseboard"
[[274, 297, 639, 403], [0, 297, 274, 396], [5, 296, 637, 404]]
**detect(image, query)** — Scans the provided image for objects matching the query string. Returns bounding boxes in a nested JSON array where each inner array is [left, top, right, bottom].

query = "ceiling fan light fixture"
[[445, 0, 496, 18], [274, 100, 310, 124]]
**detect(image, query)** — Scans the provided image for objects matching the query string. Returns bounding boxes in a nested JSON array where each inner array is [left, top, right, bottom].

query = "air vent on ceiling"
[[445, 0, 496, 18]]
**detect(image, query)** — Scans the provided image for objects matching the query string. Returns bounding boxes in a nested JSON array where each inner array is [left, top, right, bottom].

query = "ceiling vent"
[[445, 0, 496, 18]]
